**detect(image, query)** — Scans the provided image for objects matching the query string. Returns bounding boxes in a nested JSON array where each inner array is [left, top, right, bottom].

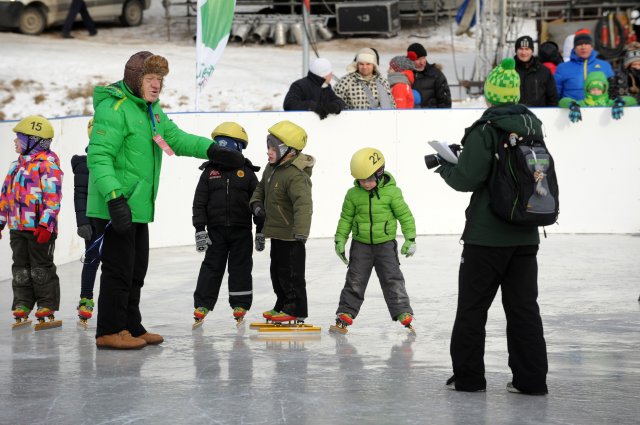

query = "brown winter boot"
[[137, 332, 164, 345], [96, 330, 147, 349]]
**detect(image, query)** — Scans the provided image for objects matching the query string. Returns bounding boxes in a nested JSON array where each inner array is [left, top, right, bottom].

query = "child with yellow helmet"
[[330, 147, 417, 334], [249, 120, 315, 324], [191, 122, 264, 329], [0, 115, 64, 330]]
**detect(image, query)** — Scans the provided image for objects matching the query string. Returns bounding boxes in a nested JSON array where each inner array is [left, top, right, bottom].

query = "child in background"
[[191, 122, 264, 328], [0, 115, 64, 330], [250, 120, 314, 323], [388, 55, 417, 109], [331, 147, 417, 334], [71, 118, 106, 328], [559, 71, 637, 123]]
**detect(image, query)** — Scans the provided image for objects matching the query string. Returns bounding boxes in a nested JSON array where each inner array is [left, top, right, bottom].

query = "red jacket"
[[390, 70, 415, 109]]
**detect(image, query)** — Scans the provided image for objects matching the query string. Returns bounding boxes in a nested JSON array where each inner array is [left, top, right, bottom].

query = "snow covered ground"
[[0, 0, 532, 121]]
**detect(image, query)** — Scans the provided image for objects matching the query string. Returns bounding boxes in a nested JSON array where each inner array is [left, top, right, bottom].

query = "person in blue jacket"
[[555, 29, 614, 100]]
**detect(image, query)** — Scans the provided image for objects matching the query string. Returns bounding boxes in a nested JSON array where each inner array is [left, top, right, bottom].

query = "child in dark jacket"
[[71, 118, 106, 328], [191, 122, 264, 328], [0, 115, 63, 330]]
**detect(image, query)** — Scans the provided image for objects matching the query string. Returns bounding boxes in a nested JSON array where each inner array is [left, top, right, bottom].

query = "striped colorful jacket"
[[0, 151, 63, 233]]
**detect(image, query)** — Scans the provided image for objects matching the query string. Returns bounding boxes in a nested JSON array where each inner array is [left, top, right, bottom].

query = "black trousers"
[[80, 218, 106, 300], [10, 230, 60, 311], [450, 244, 548, 393], [95, 221, 149, 338], [269, 239, 307, 318], [194, 226, 253, 311], [62, 0, 96, 35]]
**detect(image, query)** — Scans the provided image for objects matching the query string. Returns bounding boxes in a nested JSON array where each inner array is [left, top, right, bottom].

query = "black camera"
[[424, 144, 462, 169]]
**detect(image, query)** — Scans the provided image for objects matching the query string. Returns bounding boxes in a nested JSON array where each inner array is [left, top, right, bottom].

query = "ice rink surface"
[[1, 234, 639, 425]]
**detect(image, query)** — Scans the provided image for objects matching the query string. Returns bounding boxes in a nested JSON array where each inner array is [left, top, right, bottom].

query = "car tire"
[[120, 0, 144, 27], [19, 6, 46, 35]]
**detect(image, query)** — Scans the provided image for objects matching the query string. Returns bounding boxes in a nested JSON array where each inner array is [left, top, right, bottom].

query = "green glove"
[[401, 239, 416, 257], [335, 240, 348, 265]]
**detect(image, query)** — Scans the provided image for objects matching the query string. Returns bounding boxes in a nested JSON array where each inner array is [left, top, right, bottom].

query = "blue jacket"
[[555, 49, 613, 100]]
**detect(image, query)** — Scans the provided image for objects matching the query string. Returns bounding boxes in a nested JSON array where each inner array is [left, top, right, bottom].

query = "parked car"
[[0, 0, 151, 35]]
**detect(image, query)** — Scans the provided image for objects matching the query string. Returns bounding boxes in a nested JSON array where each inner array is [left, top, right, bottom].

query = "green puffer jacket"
[[436, 103, 541, 247], [250, 153, 314, 240], [335, 172, 415, 245], [87, 81, 213, 223]]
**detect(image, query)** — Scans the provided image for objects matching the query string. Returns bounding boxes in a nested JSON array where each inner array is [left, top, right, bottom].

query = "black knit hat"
[[407, 43, 427, 60], [515, 35, 534, 51], [574, 29, 593, 47]]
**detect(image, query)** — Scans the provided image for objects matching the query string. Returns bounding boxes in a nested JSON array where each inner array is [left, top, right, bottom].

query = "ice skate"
[[250, 309, 279, 329], [192, 307, 209, 329], [233, 307, 247, 327], [11, 305, 32, 330], [329, 312, 353, 334], [396, 312, 416, 334], [257, 312, 321, 333], [77, 298, 94, 329], [33, 307, 62, 331]]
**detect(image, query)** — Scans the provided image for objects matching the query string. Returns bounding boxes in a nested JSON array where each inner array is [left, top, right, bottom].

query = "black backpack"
[[488, 131, 559, 226]]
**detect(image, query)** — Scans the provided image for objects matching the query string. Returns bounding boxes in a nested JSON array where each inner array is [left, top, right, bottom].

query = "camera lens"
[[424, 154, 441, 170]]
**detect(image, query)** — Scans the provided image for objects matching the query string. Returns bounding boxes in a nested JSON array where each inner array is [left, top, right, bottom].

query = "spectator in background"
[[334, 48, 395, 110], [555, 29, 614, 100], [283, 57, 346, 120], [538, 41, 563, 75], [407, 42, 452, 108], [513, 35, 558, 106], [619, 42, 640, 102], [62, 0, 97, 39], [387, 55, 416, 109]]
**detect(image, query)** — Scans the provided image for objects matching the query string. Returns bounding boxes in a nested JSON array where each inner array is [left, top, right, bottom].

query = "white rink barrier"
[[1, 107, 639, 280]]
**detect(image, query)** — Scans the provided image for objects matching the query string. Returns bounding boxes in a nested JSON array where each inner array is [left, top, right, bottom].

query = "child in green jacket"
[[331, 147, 417, 334]]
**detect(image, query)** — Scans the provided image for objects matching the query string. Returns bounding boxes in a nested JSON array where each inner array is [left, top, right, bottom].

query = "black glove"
[[294, 234, 307, 244], [326, 102, 341, 115], [107, 195, 133, 234], [611, 97, 625, 120], [315, 104, 329, 120], [251, 201, 265, 218], [77, 224, 93, 240], [568, 101, 582, 123], [207, 143, 244, 168], [255, 233, 265, 251]]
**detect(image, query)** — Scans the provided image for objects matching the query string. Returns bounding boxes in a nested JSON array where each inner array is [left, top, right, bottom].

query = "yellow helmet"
[[87, 118, 94, 139], [268, 120, 307, 151], [13, 115, 54, 139], [211, 122, 249, 147], [350, 147, 385, 179]]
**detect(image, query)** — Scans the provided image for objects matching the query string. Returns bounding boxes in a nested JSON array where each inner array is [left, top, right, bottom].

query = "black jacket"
[[192, 156, 264, 232], [412, 63, 452, 108], [283, 72, 346, 117], [71, 154, 90, 227], [514, 56, 559, 107]]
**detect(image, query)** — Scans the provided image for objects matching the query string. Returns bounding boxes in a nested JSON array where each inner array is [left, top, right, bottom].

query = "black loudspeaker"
[[336, 1, 401, 37]]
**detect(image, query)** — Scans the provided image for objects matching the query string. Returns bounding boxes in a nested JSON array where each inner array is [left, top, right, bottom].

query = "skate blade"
[[34, 320, 62, 331], [12, 320, 32, 330], [329, 324, 348, 334], [249, 322, 313, 329], [235, 318, 245, 328], [258, 325, 321, 333], [192, 320, 204, 330], [77, 320, 88, 330], [406, 325, 416, 335]]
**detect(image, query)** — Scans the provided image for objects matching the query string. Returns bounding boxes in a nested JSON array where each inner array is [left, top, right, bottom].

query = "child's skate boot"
[[329, 312, 353, 334], [270, 311, 300, 324], [396, 312, 415, 334], [77, 298, 94, 329], [262, 309, 279, 323], [232, 307, 247, 327], [12, 305, 32, 330], [34, 307, 62, 331], [192, 307, 209, 330]]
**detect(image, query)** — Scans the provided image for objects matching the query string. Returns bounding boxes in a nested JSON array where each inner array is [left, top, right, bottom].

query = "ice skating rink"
[[0, 234, 638, 424]]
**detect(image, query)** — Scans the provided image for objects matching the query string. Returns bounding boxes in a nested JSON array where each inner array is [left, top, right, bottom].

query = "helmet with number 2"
[[350, 147, 385, 180], [13, 115, 54, 139]]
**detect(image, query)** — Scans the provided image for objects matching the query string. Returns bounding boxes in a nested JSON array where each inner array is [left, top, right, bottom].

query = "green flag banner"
[[196, 0, 235, 101]]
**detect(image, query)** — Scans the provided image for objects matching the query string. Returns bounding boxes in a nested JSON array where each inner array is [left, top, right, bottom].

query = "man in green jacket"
[[434, 58, 548, 395], [88, 51, 241, 349], [250, 120, 314, 323]]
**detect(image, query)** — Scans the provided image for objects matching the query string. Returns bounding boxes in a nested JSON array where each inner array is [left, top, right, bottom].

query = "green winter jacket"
[[250, 153, 314, 240], [559, 71, 638, 108], [436, 104, 541, 247], [335, 172, 416, 245], [87, 81, 213, 223]]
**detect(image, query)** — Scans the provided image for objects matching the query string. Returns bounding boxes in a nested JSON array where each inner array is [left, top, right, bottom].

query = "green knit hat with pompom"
[[484, 57, 521, 106]]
